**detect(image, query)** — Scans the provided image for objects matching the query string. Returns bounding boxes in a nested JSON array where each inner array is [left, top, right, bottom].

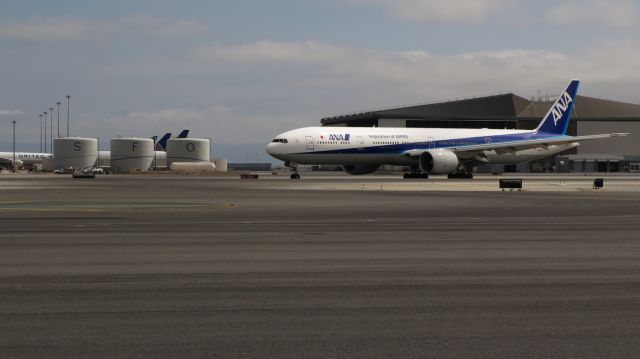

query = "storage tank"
[[54, 137, 98, 170], [42, 157, 55, 172], [166, 138, 210, 167], [213, 158, 228, 172], [110, 138, 154, 173]]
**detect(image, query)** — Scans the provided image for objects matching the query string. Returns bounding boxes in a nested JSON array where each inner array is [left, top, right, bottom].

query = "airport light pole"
[[49, 107, 54, 152], [12, 120, 16, 173], [43, 111, 47, 154], [39, 114, 43, 152], [66, 95, 70, 137], [151, 135, 157, 170], [56, 101, 61, 138]]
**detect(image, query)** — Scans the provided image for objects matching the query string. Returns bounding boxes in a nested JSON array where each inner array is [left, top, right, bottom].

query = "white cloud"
[[546, 0, 639, 28], [347, 0, 522, 23], [0, 15, 205, 40], [0, 17, 92, 40], [186, 41, 580, 94], [191, 41, 350, 65], [0, 110, 26, 117], [112, 39, 640, 106], [345, 0, 639, 28], [194, 39, 640, 81], [120, 15, 206, 38]]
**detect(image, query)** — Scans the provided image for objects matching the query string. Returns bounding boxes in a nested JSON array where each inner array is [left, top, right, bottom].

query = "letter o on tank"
[[186, 142, 195, 152]]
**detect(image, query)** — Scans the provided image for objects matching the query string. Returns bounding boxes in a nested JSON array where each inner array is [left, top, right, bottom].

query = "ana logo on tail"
[[552, 91, 573, 126], [535, 79, 579, 135]]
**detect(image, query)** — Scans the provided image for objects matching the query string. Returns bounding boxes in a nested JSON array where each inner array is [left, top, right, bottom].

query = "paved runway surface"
[[2, 174, 640, 358]]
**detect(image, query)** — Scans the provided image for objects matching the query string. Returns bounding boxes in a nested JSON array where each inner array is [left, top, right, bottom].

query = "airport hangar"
[[320, 93, 640, 173]]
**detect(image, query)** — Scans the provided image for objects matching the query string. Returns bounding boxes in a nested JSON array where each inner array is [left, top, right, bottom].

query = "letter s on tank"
[[73, 142, 82, 151]]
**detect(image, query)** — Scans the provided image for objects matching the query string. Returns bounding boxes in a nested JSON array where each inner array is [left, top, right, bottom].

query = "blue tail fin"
[[155, 133, 171, 151], [535, 79, 580, 135], [177, 129, 190, 138]]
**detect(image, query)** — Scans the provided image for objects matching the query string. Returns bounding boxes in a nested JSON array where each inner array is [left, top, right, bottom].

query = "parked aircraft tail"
[[177, 130, 189, 138], [155, 133, 171, 151], [535, 79, 580, 135]]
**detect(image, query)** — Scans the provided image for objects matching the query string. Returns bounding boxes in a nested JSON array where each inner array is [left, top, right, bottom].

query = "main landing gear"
[[447, 172, 473, 179], [447, 167, 473, 179], [285, 162, 301, 179], [403, 167, 429, 179]]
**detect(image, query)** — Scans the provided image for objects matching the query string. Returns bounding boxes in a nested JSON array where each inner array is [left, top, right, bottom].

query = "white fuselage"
[[266, 127, 577, 166], [0, 152, 52, 166]]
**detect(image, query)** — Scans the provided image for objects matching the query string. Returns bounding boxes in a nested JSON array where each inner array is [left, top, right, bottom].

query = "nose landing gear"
[[285, 162, 301, 179]]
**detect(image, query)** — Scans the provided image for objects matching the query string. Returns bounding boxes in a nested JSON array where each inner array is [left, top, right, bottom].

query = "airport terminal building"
[[321, 93, 640, 173]]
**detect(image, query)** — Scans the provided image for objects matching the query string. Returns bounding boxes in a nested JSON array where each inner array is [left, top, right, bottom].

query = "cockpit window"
[[272, 138, 288, 143]]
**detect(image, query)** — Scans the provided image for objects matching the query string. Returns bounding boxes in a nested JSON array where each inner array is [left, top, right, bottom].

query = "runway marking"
[[100, 214, 640, 227], [0, 208, 105, 212], [0, 203, 234, 210]]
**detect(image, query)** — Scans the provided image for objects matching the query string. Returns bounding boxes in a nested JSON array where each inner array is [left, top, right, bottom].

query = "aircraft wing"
[[454, 133, 628, 155], [403, 133, 628, 157]]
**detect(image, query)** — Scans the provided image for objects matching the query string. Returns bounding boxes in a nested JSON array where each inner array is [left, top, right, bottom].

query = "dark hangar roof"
[[518, 95, 640, 119], [320, 93, 640, 125]]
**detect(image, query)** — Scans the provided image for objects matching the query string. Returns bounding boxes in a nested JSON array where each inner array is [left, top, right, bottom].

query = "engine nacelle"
[[418, 150, 459, 175], [343, 164, 380, 175]]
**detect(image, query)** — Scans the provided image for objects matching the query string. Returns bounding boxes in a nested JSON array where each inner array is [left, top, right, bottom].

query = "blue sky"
[[1, 0, 640, 160]]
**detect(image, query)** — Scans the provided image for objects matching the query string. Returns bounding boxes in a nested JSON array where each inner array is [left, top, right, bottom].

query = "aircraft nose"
[[265, 142, 276, 156]]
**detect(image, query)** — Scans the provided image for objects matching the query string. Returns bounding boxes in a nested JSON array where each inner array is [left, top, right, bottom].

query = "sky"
[[1, 0, 640, 161]]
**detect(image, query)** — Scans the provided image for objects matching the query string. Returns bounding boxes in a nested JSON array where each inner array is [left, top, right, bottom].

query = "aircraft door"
[[357, 136, 365, 150], [428, 137, 435, 149], [485, 137, 493, 145], [305, 136, 314, 151]]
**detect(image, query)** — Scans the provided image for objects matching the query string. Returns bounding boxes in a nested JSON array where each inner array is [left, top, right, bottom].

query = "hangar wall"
[[577, 121, 640, 155]]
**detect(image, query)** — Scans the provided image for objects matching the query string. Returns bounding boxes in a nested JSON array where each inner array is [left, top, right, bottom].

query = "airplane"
[[0, 152, 52, 168], [266, 80, 628, 179]]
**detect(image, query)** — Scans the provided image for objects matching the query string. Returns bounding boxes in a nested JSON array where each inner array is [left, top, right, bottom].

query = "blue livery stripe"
[[298, 132, 567, 156]]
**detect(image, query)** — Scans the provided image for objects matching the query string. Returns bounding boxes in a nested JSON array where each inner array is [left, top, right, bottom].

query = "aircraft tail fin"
[[535, 79, 580, 135], [155, 133, 171, 151], [177, 129, 190, 138]]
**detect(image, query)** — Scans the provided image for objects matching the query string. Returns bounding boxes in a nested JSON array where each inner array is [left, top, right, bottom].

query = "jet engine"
[[418, 150, 459, 175], [343, 164, 380, 175]]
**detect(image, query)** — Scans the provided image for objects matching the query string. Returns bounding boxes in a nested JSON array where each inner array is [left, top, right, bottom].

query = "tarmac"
[[1, 172, 640, 358]]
